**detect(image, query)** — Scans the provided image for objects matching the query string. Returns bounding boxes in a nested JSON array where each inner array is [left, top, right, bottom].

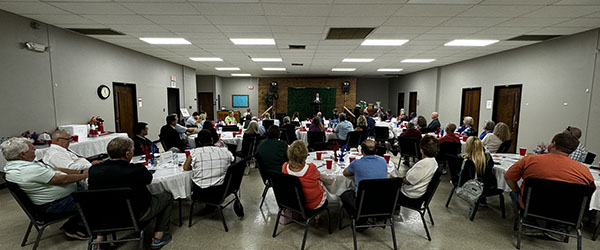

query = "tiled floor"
[[2, 156, 600, 250]]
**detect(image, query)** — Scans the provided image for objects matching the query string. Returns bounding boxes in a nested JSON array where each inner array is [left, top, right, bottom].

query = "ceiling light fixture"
[[189, 57, 223, 62], [262, 68, 286, 71], [251, 58, 282, 62], [139, 38, 191, 45], [332, 68, 356, 72], [401, 59, 436, 63], [230, 38, 275, 45], [444, 39, 499, 47], [377, 68, 403, 72], [342, 58, 374, 63], [215, 67, 240, 71], [361, 39, 409, 46], [231, 73, 251, 77]]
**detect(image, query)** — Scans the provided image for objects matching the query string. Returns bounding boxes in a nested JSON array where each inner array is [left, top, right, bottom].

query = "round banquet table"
[[132, 154, 192, 199], [188, 132, 243, 151], [34, 133, 129, 160], [296, 130, 338, 145]]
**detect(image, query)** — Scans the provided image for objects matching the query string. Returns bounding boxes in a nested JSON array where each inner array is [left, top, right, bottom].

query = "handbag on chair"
[[455, 159, 484, 205]]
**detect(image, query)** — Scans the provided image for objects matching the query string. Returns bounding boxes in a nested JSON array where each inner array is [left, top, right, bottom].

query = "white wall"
[[220, 77, 259, 115], [388, 68, 439, 118]]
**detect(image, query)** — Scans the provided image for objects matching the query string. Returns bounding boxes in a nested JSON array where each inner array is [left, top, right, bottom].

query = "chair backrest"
[[219, 157, 249, 202], [405, 167, 443, 209], [437, 142, 461, 160], [269, 171, 307, 216], [522, 177, 594, 226], [222, 125, 239, 132], [241, 134, 259, 157], [307, 131, 326, 145], [291, 121, 300, 127], [72, 188, 139, 234], [262, 120, 275, 130], [398, 136, 421, 158], [5, 180, 43, 222], [374, 126, 389, 141], [345, 131, 362, 149], [497, 140, 512, 153], [355, 178, 402, 218], [279, 128, 290, 144], [584, 152, 596, 164], [446, 155, 464, 186]]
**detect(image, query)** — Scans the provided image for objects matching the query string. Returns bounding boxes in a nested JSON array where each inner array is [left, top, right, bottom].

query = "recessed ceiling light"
[[230, 38, 275, 45], [342, 58, 374, 63], [361, 39, 409, 46], [401, 59, 436, 63], [189, 57, 223, 62], [262, 68, 286, 71], [215, 67, 240, 71], [139, 38, 191, 45], [251, 58, 282, 62], [377, 68, 403, 72], [444, 39, 499, 47], [332, 68, 356, 72], [231, 73, 251, 77]]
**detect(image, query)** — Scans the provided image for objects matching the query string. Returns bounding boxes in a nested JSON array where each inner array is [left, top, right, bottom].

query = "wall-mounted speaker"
[[270, 81, 278, 92], [342, 81, 350, 92]]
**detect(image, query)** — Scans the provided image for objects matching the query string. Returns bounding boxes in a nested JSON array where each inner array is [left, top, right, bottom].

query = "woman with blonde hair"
[[282, 141, 327, 210], [481, 122, 510, 153], [460, 137, 497, 204]]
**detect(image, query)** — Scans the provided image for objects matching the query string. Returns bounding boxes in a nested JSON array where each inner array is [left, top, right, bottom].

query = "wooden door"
[[167, 88, 180, 118], [461, 88, 481, 131], [113, 83, 137, 138], [409, 92, 417, 115], [397, 92, 405, 115], [197, 92, 214, 120], [492, 85, 522, 153]]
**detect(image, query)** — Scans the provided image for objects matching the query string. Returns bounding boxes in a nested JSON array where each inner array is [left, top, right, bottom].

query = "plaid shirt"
[[569, 143, 588, 163], [190, 146, 234, 188]]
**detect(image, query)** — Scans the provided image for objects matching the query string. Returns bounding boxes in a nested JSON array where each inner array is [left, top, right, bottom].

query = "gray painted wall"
[[356, 78, 390, 110], [220, 77, 259, 116], [0, 10, 196, 141], [388, 68, 439, 118]]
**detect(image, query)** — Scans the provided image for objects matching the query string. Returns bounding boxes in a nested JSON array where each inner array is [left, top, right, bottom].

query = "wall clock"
[[97, 85, 110, 100]]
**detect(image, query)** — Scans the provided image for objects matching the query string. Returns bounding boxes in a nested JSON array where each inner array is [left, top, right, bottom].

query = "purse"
[[455, 159, 484, 205]]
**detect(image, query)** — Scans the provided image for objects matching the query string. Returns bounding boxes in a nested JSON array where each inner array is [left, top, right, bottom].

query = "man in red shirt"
[[504, 133, 595, 240], [438, 123, 460, 143]]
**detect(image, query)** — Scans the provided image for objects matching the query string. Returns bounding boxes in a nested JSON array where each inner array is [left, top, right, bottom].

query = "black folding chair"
[[262, 120, 275, 130], [189, 157, 249, 232], [584, 152, 596, 164], [236, 134, 259, 160], [374, 126, 389, 143], [269, 172, 331, 250], [72, 188, 144, 250], [5, 180, 77, 250], [307, 131, 327, 151], [497, 140, 513, 153], [398, 137, 421, 166], [516, 178, 594, 250], [291, 121, 300, 127], [279, 128, 290, 145], [339, 178, 403, 250], [345, 131, 363, 151], [436, 142, 461, 168], [398, 167, 443, 241], [254, 157, 273, 210]]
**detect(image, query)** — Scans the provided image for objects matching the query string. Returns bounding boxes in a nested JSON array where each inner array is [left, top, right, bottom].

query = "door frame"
[[167, 87, 181, 118], [397, 92, 405, 116], [460, 87, 482, 130], [409, 91, 417, 115], [492, 84, 523, 152], [112, 82, 138, 135]]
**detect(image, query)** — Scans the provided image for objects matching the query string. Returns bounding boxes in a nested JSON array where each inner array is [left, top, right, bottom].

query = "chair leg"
[[390, 216, 398, 250], [138, 230, 144, 250], [300, 218, 312, 250], [21, 221, 33, 246], [188, 201, 195, 227], [420, 212, 431, 241], [32, 225, 46, 250], [338, 206, 345, 230], [178, 199, 183, 227], [272, 209, 281, 237], [470, 203, 480, 221], [577, 228, 582, 250], [427, 207, 434, 226], [517, 219, 523, 249], [217, 205, 229, 232], [593, 219, 600, 241], [499, 193, 506, 219], [351, 219, 358, 250], [259, 185, 269, 209], [445, 187, 456, 207]]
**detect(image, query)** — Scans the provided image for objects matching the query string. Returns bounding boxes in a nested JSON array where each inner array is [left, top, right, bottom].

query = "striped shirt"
[[190, 146, 234, 188]]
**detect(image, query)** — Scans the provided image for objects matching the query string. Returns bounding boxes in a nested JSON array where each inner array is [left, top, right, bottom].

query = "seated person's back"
[[344, 139, 388, 193], [462, 137, 497, 193], [43, 129, 94, 170], [400, 122, 422, 139], [282, 141, 326, 210], [184, 130, 234, 189], [401, 135, 439, 199], [160, 114, 187, 152], [256, 126, 288, 173]]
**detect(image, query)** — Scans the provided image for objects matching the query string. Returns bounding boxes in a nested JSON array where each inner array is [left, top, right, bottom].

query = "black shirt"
[[281, 124, 298, 142], [159, 125, 186, 151], [88, 160, 153, 217], [133, 135, 153, 156]]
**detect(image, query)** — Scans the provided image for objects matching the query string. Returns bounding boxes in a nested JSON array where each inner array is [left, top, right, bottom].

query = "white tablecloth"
[[188, 132, 244, 151], [492, 153, 600, 211], [296, 130, 338, 145], [134, 154, 193, 199], [33, 133, 128, 160]]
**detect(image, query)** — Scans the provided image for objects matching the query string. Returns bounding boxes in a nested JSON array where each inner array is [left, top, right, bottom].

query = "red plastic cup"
[[71, 135, 79, 142], [519, 147, 527, 156], [326, 159, 333, 169], [316, 152, 323, 160], [350, 157, 356, 163], [384, 154, 390, 164], [462, 136, 468, 142], [185, 149, 191, 158]]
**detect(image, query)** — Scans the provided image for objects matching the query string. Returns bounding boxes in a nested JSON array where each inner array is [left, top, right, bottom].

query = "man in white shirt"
[[375, 113, 395, 139], [42, 130, 100, 170], [185, 112, 200, 127]]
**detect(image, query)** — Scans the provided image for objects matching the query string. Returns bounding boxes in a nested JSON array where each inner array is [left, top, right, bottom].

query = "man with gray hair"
[[88, 137, 173, 249], [2, 137, 89, 239], [42, 129, 101, 170], [564, 126, 588, 163]]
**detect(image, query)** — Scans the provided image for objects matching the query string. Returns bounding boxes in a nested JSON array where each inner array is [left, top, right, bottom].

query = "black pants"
[[192, 184, 226, 204]]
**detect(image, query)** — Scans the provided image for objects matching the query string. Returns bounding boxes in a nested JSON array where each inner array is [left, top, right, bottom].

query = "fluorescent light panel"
[[342, 58, 374, 63], [401, 59, 436, 63], [361, 39, 409, 46], [262, 68, 286, 71], [215, 67, 240, 71], [332, 68, 356, 72], [377, 68, 403, 72], [444, 39, 499, 47], [230, 38, 275, 45], [189, 57, 222, 62], [139, 38, 190, 45], [231, 73, 251, 77], [251, 58, 282, 62]]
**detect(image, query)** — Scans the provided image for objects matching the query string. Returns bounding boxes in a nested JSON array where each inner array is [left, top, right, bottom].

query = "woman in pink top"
[[282, 141, 327, 210]]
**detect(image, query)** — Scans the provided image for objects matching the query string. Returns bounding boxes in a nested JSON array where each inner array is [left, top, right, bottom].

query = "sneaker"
[[91, 244, 103, 250], [544, 231, 568, 242], [521, 227, 544, 237], [64, 230, 88, 240], [150, 233, 172, 249]]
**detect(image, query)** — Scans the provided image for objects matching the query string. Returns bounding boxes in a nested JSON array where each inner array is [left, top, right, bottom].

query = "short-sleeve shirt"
[[569, 143, 588, 163], [504, 153, 595, 208], [482, 133, 503, 153], [42, 144, 92, 170], [282, 162, 326, 210], [334, 120, 354, 140], [402, 157, 438, 198], [4, 160, 76, 205], [190, 146, 234, 188], [347, 155, 388, 195]]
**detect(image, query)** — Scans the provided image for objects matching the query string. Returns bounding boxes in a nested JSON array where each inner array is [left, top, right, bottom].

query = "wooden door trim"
[[460, 87, 482, 129], [492, 84, 523, 153]]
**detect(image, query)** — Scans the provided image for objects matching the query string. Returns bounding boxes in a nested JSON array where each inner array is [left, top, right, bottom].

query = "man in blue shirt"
[[340, 139, 388, 217], [334, 113, 354, 142]]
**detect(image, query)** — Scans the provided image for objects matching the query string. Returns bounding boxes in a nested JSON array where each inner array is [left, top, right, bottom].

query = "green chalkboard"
[[287, 87, 336, 120]]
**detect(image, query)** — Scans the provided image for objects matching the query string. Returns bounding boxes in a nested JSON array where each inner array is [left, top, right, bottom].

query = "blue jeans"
[[39, 195, 77, 214]]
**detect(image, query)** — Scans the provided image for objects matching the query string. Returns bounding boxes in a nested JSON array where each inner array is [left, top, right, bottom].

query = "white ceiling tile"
[[327, 16, 388, 27], [263, 4, 331, 16], [552, 0, 600, 5], [205, 15, 268, 25], [126, 31, 176, 37], [0, 2, 69, 15], [553, 18, 600, 27], [498, 17, 571, 27], [162, 24, 220, 33], [524, 6, 600, 18], [415, 33, 468, 39], [267, 16, 328, 26], [217, 25, 272, 33], [120, 3, 199, 15], [372, 26, 431, 34], [50, 3, 133, 14], [459, 5, 542, 17], [427, 26, 484, 34], [261, 0, 332, 3], [58, 23, 108, 29], [407, 0, 481, 4], [273, 33, 323, 39], [188, 0, 259, 2], [24, 14, 95, 24], [193, 3, 263, 16], [394, 4, 471, 16], [84, 15, 152, 25], [367, 32, 421, 39], [384, 16, 450, 26], [270, 25, 325, 34], [174, 32, 226, 38], [441, 17, 511, 27], [329, 4, 401, 17], [144, 15, 210, 25], [476, 26, 539, 35], [480, 0, 557, 5], [108, 24, 167, 32], [586, 11, 600, 17], [529, 26, 594, 34], [188, 38, 231, 44]]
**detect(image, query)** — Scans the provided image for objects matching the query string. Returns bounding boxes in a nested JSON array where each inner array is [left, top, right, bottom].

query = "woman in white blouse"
[[481, 122, 510, 153]]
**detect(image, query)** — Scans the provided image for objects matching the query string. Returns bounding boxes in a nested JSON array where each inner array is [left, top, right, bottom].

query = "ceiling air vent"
[[326, 28, 375, 40], [507, 35, 561, 41], [289, 45, 306, 50], [67, 28, 125, 36], [291, 63, 304, 67]]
